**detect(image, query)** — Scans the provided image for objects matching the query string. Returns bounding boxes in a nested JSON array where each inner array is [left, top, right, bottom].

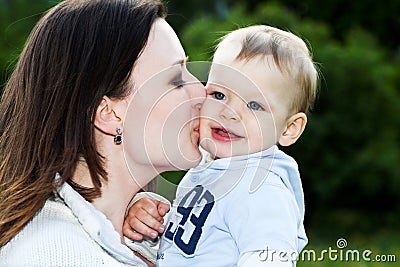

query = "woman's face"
[[124, 19, 205, 173]]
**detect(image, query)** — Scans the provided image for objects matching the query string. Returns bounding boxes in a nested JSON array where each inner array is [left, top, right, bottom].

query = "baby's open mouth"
[[211, 127, 243, 140]]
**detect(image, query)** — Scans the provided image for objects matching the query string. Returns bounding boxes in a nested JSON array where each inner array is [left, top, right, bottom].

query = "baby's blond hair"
[[220, 25, 318, 114]]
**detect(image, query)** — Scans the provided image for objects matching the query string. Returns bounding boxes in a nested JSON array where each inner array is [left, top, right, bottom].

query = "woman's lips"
[[193, 123, 200, 145], [211, 127, 243, 142]]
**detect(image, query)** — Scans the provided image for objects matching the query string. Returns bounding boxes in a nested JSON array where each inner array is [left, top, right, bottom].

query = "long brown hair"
[[0, 0, 165, 247]]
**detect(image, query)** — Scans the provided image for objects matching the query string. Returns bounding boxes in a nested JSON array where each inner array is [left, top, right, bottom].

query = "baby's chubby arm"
[[123, 192, 170, 241]]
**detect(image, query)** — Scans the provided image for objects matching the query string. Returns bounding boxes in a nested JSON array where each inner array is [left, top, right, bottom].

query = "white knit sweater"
[[0, 177, 146, 267]]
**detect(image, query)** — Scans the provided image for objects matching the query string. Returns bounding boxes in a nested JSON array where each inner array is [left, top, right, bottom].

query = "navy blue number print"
[[164, 185, 215, 255]]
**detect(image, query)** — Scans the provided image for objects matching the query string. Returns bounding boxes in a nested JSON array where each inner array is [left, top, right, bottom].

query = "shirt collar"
[[194, 145, 279, 172]]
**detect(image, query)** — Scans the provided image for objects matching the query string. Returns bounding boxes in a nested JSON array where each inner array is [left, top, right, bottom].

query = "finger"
[[133, 198, 163, 221], [123, 222, 144, 241], [139, 207, 166, 234], [128, 215, 160, 239], [157, 201, 170, 217]]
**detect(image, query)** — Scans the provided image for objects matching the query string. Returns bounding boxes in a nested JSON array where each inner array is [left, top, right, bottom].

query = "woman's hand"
[[123, 197, 170, 241]]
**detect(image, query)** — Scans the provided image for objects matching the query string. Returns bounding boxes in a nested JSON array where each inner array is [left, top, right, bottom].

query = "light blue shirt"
[[157, 146, 307, 266]]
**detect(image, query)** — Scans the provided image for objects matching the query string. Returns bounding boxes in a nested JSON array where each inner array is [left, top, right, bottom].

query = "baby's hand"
[[123, 197, 170, 241]]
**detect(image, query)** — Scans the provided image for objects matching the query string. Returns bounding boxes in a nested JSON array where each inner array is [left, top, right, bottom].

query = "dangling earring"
[[114, 127, 122, 145]]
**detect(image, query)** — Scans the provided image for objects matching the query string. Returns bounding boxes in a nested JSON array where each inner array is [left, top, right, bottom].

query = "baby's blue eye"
[[210, 92, 226, 100], [247, 101, 262, 110]]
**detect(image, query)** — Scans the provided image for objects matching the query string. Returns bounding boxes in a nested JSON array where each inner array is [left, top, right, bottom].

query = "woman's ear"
[[278, 112, 307, 147], [94, 96, 123, 135]]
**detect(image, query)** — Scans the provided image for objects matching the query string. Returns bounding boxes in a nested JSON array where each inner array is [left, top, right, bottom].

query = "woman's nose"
[[191, 82, 206, 109], [186, 76, 206, 110]]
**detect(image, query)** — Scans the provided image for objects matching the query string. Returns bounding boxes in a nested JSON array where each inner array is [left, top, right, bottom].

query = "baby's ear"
[[278, 112, 307, 147]]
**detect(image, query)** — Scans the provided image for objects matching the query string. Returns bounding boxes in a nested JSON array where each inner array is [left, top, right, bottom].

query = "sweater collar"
[[55, 173, 145, 266]]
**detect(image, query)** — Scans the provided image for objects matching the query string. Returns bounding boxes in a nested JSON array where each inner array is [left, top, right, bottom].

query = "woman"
[[0, 0, 204, 266]]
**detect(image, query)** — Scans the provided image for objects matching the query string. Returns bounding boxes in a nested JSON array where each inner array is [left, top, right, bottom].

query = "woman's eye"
[[172, 80, 185, 88], [247, 101, 262, 111], [210, 91, 226, 100]]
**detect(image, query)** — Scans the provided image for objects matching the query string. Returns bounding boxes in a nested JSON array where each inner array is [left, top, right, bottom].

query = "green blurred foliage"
[[0, 0, 60, 86], [168, 0, 400, 52]]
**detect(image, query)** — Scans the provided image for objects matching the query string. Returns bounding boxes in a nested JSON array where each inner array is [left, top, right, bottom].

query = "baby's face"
[[199, 41, 293, 158]]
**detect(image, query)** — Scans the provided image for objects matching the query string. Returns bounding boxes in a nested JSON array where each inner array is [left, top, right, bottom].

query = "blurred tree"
[[0, 0, 60, 88], [168, 0, 400, 52]]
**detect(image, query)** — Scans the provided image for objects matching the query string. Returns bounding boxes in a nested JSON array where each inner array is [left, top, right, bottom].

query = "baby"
[[125, 25, 318, 267]]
